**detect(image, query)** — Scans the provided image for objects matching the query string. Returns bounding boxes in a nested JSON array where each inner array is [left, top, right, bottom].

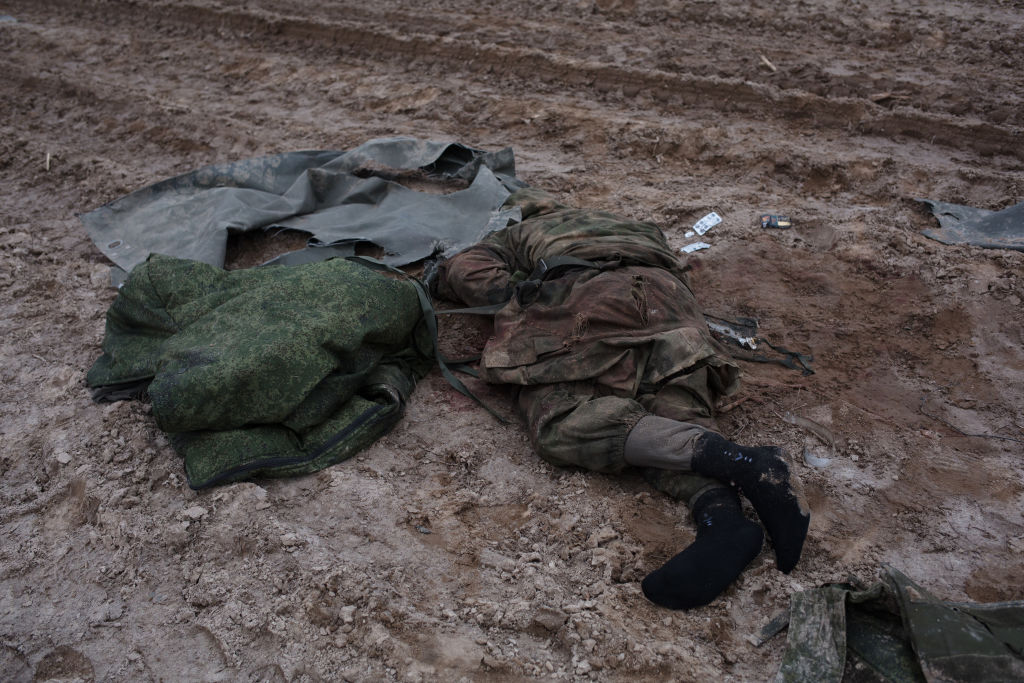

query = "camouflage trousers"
[[517, 371, 726, 508]]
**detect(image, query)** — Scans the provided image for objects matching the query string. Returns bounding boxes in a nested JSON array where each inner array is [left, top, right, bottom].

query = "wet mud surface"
[[2, 0, 1023, 680]]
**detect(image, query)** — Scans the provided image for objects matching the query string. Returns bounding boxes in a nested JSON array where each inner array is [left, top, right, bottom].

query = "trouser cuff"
[[623, 415, 712, 470]]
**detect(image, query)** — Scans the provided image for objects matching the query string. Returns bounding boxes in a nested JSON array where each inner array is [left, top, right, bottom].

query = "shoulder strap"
[[436, 302, 507, 316], [528, 255, 618, 281]]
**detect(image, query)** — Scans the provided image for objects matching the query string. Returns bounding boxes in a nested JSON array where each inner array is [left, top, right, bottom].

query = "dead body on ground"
[[85, 139, 809, 611]]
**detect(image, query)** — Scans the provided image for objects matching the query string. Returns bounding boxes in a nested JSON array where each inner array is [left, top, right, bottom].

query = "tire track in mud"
[[2, 20, 353, 193], [3, 70, 215, 153], [10, 0, 1024, 165], [6, 10, 1018, 239], [5, 1, 1019, 230]]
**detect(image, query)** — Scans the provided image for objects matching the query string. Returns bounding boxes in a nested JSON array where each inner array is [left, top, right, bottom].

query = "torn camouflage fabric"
[[771, 566, 1024, 683]]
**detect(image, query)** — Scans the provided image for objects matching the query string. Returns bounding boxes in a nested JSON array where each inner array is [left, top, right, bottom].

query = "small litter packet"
[[692, 212, 722, 235], [760, 214, 791, 229], [680, 241, 711, 253]]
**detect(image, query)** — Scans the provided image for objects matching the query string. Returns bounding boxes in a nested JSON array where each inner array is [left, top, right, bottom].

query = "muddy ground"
[[2, 0, 1023, 680]]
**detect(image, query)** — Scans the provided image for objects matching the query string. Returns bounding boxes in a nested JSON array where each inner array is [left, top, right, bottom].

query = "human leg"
[[638, 479, 763, 609], [691, 433, 809, 573], [518, 385, 766, 608], [517, 381, 647, 473], [626, 415, 810, 574]]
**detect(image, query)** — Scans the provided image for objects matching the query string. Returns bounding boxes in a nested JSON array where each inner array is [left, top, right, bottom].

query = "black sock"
[[641, 487, 764, 610], [691, 433, 809, 573]]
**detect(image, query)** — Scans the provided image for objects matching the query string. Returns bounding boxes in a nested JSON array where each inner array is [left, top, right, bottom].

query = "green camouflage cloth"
[[771, 566, 1024, 683], [87, 254, 432, 489], [438, 188, 738, 491]]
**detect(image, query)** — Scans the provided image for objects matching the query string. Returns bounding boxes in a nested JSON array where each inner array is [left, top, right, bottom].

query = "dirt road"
[[2, 0, 1022, 680]]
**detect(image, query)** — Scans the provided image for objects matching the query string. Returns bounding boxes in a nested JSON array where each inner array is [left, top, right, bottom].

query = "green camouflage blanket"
[[87, 254, 433, 489]]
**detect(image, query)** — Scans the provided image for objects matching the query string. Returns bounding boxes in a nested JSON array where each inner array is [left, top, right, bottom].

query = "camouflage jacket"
[[437, 188, 739, 397]]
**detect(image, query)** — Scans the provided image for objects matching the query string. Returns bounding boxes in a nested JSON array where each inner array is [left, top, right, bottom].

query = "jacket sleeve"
[[435, 242, 518, 306], [435, 189, 567, 306]]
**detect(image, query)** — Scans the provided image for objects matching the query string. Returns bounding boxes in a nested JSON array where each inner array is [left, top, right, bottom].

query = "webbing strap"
[[436, 302, 506, 316], [762, 340, 815, 375], [346, 256, 509, 422], [528, 255, 616, 280]]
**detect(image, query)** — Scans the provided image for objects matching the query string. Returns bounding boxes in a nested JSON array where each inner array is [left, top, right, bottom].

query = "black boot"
[[641, 487, 764, 610], [691, 433, 809, 573]]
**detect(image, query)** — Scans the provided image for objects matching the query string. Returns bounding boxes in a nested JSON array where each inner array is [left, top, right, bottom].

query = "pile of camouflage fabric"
[[767, 565, 1024, 682]]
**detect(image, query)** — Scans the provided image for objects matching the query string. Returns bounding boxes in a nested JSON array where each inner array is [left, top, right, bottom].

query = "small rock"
[[532, 607, 567, 632], [181, 506, 208, 521], [587, 526, 617, 548], [482, 653, 504, 669], [280, 533, 303, 548], [479, 548, 516, 572], [55, 451, 72, 465]]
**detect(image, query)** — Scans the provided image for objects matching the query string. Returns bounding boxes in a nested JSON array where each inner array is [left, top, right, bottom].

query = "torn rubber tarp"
[[80, 137, 525, 283], [768, 566, 1024, 683], [918, 199, 1024, 252]]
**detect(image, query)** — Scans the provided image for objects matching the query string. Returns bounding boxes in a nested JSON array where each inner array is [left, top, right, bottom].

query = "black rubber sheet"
[[919, 199, 1024, 252], [80, 137, 525, 283]]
